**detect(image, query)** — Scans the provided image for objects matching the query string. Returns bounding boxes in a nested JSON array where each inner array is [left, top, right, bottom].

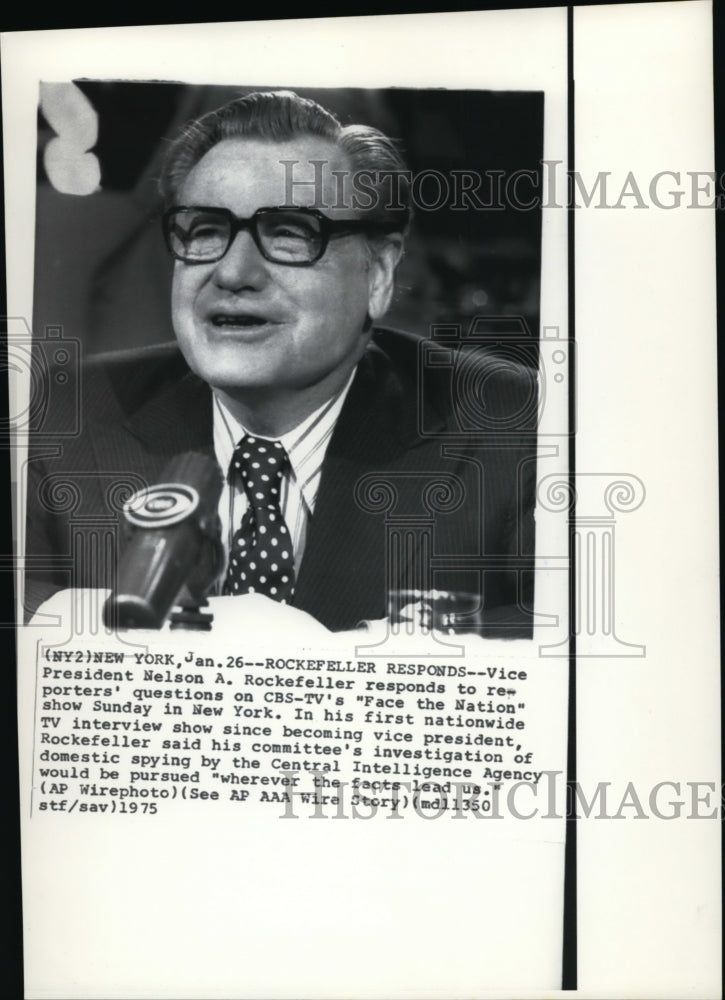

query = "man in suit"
[[25, 90, 537, 633]]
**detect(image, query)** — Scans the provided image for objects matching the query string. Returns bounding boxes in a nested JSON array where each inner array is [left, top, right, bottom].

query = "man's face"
[[170, 136, 399, 417]]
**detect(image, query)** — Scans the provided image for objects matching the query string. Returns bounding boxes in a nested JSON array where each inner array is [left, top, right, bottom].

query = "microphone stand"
[[169, 533, 224, 631]]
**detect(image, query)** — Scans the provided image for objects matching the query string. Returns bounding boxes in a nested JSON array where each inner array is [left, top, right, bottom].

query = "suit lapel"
[[122, 370, 215, 456], [293, 342, 445, 630], [87, 370, 215, 486]]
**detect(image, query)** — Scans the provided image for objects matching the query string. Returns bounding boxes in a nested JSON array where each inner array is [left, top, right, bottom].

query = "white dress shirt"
[[212, 370, 356, 585]]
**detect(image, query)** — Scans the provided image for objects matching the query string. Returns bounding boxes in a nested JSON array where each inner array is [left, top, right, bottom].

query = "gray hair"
[[159, 89, 412, 235]]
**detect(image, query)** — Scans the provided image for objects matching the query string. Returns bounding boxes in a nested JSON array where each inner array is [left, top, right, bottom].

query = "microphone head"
[[103, 452, 223, 630], [122, 451, 223, 529]]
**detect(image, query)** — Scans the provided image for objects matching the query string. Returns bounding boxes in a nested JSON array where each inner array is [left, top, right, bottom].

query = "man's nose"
[[212, 228, 268, 290]]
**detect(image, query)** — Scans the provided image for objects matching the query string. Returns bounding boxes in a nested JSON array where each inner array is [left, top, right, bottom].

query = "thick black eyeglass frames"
[[163, 206, 400, 267]]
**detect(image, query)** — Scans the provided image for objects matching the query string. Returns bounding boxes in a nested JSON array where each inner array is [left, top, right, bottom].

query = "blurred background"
[[33, 83, 544, 359]]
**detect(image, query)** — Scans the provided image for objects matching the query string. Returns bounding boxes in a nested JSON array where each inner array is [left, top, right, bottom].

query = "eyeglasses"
[[163, 205, 400, 267]]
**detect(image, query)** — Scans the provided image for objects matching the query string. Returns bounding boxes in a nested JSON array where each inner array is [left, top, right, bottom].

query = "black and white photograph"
[[23, 82, 546, 636], [3, 4, 721, 999]]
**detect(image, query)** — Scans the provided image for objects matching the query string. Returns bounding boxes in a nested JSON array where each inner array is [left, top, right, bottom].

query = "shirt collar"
[[213, 367, 356, 510]]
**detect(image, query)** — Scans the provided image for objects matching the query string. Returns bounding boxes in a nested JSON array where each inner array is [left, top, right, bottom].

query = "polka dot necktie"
[[223, 435, 295, 603]]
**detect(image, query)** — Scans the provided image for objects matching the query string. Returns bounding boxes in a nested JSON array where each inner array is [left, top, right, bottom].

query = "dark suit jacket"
[[24, 328, 537, 634]]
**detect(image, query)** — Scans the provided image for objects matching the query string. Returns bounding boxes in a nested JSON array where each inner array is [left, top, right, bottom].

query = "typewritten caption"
[[32, 639, 558, 821]]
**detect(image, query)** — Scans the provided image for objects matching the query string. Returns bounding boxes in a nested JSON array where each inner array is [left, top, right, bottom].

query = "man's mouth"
[[210, 313, 274, 329]]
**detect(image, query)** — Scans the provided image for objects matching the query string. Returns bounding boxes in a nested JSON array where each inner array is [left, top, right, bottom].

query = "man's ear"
[[367, 234, 405, 321]]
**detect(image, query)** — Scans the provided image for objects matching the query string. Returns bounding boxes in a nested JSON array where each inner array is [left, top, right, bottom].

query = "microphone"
[[103, 452, 224, 630]]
